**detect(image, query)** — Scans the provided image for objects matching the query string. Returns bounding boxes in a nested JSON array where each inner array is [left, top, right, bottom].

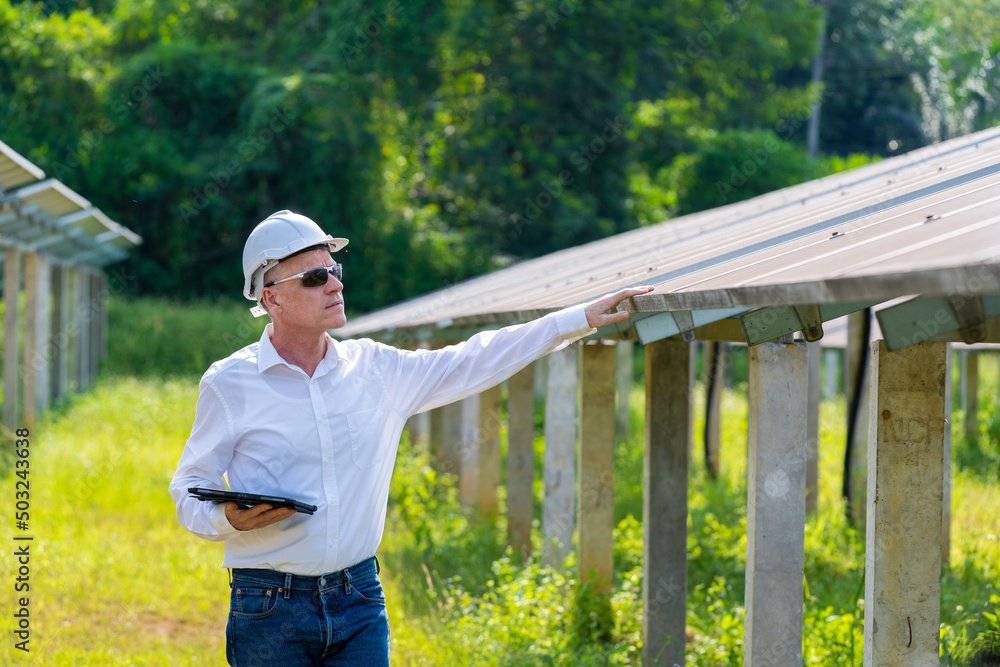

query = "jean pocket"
[[231, 584, 281, 619], [351, 572, 386, 605]]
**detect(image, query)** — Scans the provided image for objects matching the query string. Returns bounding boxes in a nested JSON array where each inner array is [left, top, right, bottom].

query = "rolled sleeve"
[[208, 502, 239, 536], [553, 303, 595, 342]]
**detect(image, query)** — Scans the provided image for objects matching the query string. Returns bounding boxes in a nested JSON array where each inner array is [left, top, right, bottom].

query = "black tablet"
[[188, 487, 317, 515]]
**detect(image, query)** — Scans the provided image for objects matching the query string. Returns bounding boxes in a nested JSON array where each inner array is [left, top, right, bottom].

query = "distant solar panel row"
[[0, 139, 142, 268]]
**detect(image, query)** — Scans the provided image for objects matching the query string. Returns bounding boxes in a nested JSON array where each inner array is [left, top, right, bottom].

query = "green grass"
[[104, 296, 269, 377], [2, 296, 998, 664], [5, 377, 227, 665], [377, 367, 1000, 665]]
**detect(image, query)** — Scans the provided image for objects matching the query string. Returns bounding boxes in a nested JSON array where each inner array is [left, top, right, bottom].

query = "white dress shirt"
[[169, 304, 594, 575]]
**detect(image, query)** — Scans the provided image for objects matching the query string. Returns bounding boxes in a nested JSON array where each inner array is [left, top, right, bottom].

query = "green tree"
[[0, 1, 111, 168], [890, 0, 1000, 141], [0, 0, 904, 309], [816, 0, 928, 156], [672, 129, 827, 215]]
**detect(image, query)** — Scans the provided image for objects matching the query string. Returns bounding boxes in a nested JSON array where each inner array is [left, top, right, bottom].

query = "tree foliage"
[[1, 0, 995, 309], [816, 0, 1000, 155]]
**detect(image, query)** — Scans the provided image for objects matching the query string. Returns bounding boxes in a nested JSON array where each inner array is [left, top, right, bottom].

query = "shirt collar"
[[257, 324, 346, 377]]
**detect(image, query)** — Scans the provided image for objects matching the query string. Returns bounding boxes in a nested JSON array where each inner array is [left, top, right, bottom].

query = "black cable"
[[842, 308, 871, 517], [704, 341, 722, 479]]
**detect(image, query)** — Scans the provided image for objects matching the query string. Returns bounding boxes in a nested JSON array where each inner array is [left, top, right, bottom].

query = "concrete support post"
[[543, 344, 578, 568], [478, 383, 502, 518], [429, 407, 444, 466], [77, 267, 92, 391], [407, 407, 430, 450], [23, 253, 50, 429], [100, 271, 110, 364], [942, 345, 953, 567], [507, 363, 536, 558], [823, 347, 839, 399], [3, 247, 21, 429], [642, 339, 691, 667], [689, 344, 697, 455], [51, 265, 68, 401], [579, 343, 616, 598], [961, 350, 979, 443], [744, 342, 808, 666], [704, 342, 722, 477], [406, 344, 431, 449], [406, 408, 430, 450], [615, 340, 633, 440], [439, 400, 463, 479], [863, 340, 946, 666], [535, 355, 547, 400], [806, 341, 821, 514], [89, 271, 101, 382], [36, 255, 52, 413], [459, 395, 480, 507], [426, 345, 444, 464], [65, 267, 80, 395]]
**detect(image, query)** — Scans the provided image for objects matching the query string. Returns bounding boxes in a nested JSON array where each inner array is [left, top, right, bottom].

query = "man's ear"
[[261, 287, 280, 311]]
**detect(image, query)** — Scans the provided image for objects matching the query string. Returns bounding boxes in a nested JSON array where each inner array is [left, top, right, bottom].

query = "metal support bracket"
[[632, 307, 749, 345], [740, 299, 883, 346], [672, 311, 696, 342], [793, 304, 824, 342], [947, 294, 986, 344], [613, 298, 636, 339], [876, 292, 1000, 350]]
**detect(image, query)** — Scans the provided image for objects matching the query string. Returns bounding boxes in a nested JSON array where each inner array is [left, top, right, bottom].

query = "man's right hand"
[[225, 501, 297, 531]]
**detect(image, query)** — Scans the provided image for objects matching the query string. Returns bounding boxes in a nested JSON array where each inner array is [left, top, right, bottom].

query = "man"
[[169, 210, 651, 666]]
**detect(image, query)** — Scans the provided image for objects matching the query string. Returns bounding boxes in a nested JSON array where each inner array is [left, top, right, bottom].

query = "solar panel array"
[[336, 126, 1000, 348]]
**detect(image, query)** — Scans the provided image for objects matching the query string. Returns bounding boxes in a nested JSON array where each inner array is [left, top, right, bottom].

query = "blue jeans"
[[226, 556, 389, 666]]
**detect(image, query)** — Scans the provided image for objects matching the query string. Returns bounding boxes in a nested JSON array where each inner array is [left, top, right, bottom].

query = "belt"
[[230, 556, 380, 599]]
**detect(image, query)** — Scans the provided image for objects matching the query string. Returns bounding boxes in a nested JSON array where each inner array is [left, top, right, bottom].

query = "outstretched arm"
[[583, 285, 655, 329], [385, 285, 656, 416]]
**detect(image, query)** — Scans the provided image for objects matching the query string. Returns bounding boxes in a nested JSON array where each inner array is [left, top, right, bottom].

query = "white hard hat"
[[242, 210, 348, 304]]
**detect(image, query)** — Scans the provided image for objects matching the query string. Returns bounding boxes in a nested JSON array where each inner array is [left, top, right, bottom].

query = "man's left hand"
[[584, 286, 655, 329]]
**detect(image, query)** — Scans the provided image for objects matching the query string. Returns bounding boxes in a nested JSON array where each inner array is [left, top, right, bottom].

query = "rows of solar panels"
[[0, 139, 142, 273], [337, 126, 1000, 348]]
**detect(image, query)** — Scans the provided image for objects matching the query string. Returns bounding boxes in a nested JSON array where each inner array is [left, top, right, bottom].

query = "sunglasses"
[[265, 264, 343, 288]]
